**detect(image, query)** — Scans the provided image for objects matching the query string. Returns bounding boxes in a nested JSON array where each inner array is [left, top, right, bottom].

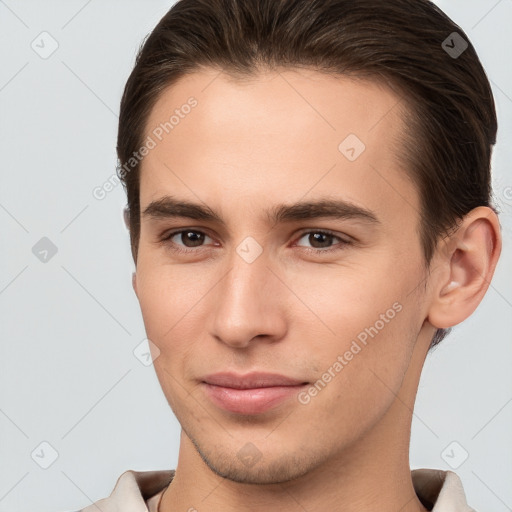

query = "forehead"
[[139, 67, 418, 226]]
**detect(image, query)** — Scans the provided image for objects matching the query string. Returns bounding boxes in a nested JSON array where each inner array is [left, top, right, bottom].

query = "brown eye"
[[162, 230, 215, 254], [295, 230, 351, 253], [307, 232, 334, 249], [175, 230, 206, 247]]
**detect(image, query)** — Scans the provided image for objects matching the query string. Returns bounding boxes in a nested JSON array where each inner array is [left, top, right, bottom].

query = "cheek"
[[286, 257, 424, 380], [134, 259, 220, 394], [135, 263, 200, 402], [135, 255, 212, 340], [293, 287, 420, 444], [284, 257, 412, 335]]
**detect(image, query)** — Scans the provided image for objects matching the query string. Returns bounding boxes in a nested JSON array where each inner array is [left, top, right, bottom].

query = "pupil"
[[184, 231, 204, 247], [311, 233, 331, 248]]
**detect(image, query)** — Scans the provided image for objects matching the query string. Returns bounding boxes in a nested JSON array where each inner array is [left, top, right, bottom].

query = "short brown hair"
[[117, 0, 497, 348]]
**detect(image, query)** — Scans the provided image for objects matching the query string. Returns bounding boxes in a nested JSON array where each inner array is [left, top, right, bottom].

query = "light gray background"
[[0, 1, 511, 511]]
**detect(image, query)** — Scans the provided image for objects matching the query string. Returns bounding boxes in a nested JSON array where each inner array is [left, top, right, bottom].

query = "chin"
[[204, 456, 312, 485], [188, 431, 322, 485]]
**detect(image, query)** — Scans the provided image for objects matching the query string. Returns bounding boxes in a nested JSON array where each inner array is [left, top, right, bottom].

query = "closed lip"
[[202, 372, 308, 389]]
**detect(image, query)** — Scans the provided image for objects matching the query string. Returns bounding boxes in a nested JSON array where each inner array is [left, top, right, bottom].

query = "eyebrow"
[[141, 195, 380, 226]]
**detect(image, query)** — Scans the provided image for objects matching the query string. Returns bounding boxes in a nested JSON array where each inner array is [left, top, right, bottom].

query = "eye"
[[294, 230, 351, 253], [159, 228, 352, 256], [161, 229, 215, 254]]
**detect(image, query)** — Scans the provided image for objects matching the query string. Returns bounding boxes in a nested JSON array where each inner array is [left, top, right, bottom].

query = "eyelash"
[[159, 229, 352, 255]]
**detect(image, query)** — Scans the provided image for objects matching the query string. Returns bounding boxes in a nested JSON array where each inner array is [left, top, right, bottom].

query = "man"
[[76, 0, 501, 510]]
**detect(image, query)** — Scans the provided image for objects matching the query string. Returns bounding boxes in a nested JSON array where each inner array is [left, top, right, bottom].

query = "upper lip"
[[202, 372, 308, 389]]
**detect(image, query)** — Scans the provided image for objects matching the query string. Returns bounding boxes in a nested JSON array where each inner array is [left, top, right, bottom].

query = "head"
[[116, 0, 501, 485]]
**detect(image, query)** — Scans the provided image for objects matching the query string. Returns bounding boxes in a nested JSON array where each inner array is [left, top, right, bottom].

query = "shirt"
[[72, 468, 476, 511]]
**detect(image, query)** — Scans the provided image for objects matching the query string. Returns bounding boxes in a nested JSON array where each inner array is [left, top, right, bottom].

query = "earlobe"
[[427, 206, 501, 329]]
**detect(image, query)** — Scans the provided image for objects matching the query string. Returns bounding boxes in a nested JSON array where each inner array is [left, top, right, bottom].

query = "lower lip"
[[202, 383, 307, 414]]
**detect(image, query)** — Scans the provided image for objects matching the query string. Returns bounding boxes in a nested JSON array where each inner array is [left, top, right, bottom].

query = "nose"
[[209, 249, 288, 349]]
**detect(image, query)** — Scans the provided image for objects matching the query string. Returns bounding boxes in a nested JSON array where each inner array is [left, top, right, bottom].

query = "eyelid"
[[293, 228, 352, 244], [292, 229, 353, 253], [160, 228, 217, 253]]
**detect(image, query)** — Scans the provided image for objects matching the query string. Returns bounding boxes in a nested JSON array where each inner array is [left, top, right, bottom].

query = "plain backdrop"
[[0, 1, 511, 511]]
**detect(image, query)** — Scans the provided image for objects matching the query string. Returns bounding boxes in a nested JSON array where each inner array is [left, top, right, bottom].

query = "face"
[[134, 67, 432, 484]]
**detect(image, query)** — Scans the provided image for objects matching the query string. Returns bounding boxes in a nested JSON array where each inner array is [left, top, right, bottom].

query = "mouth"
[[201, 371, 309, 415]]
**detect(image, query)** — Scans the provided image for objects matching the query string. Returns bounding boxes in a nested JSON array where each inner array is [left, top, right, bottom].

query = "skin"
[[132, 67, 501, 512]]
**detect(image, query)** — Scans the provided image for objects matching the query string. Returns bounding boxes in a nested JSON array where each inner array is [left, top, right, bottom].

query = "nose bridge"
[[210, 244, 286, 347], [224, 248, 267, 308]]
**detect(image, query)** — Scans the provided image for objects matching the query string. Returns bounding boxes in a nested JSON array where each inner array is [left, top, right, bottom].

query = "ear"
[[427, 206, 501, 329], [123, 206, 130, 230], [132, 271, 138, 298]]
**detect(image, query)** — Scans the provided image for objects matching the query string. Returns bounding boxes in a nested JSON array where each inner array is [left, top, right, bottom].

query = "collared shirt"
[[73, 468, 476, 511]]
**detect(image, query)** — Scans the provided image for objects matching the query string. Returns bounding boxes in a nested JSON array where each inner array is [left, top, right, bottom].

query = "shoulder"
[[412, 468, 476, 511]]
